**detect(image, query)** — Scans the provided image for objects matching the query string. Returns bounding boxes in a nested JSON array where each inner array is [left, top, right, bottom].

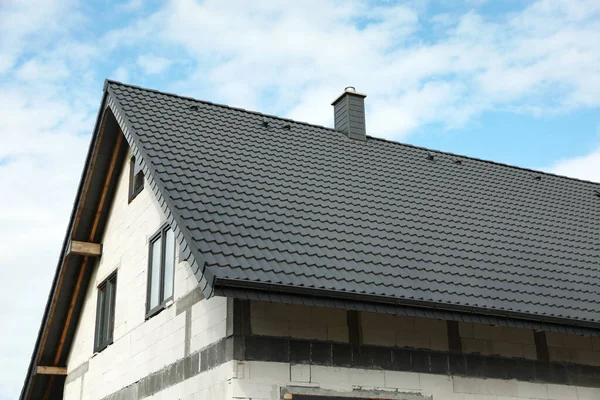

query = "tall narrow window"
[[94, 272, 117, 353], [146, 225, 175, 318], [128, 156, 144, 202]]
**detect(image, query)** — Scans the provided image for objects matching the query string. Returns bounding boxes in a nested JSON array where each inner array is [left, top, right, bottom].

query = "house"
[[20, 81, 600, 400]]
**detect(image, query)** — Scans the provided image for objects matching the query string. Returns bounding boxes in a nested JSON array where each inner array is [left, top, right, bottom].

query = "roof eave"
[[213, 277, 600, 337]]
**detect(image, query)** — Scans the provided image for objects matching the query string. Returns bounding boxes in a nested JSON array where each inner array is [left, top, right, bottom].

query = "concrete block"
[[397, 330, 432, 350], [251, 317, 289, 337], [311, 366, 351, 391], [311, 306, 347, 325], [414, 317, 447, 335], [517, 381, 548, 399], [393, 315, 416, 332], [575, 350, 600, 366], [473, 325, 533, 345], [250, 301, 270, 318], [348, 368, 385, 388], [491, 341, 524, 359], [419, 373, 453, 394], [547, 384, 577, 400], [327, 325, 350, 343], [363, 328, 397, 346], [430, 335, 449, 352], [523, 344, 537, 360], [289, 321, 328, 341], [462, 338, 490, 355], [459, 322, 475, 339], [361, 311, 397, 328], [384, 370, 420, 390], [230, 380, 275, 399], [576, 386, 600, 400], [545, 332, 566, 348], [291, 364, 310, 383], [268, 302, 302, 320], [564, 334, 593, 351], [248, 361, 289, 383], [548, 347, 576, 363], [453, 376, 518, 397]]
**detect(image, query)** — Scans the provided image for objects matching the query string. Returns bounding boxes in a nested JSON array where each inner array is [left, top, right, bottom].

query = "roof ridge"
[[104, 79, 339, 134], [369, 135, 600, 188], [105, 79, 600, 188]]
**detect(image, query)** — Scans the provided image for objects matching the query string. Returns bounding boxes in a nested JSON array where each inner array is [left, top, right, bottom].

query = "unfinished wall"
[[458, 321, 537, 360], [546, 332, 600, 366], [361, 312, 449, 352], [250, 301, 349, 343], [64, 152, 228, 400], [232, 360, 600, 400], [249, 302, 600, 367]]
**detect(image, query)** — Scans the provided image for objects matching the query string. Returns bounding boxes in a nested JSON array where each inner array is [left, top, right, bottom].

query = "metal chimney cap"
[[331, 87, 367, 105]]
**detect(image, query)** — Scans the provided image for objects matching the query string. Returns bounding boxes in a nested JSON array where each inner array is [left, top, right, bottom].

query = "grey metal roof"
[[106, 80, 600, 330]]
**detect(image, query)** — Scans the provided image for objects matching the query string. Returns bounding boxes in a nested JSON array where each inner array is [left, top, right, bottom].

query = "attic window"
[[128, 156, 144, 203]]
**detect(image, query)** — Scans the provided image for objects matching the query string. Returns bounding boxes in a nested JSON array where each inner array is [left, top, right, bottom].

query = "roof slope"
[[107, 81, 600, 328]]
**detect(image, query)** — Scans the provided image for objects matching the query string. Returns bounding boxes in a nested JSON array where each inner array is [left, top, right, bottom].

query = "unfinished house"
[[21, 81, 600, 400]]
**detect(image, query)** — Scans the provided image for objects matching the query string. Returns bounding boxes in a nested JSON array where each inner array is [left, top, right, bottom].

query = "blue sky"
[[1, 0, 599, 398]]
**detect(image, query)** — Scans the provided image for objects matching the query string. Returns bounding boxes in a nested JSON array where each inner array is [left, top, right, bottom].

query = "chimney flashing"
[[331, 87, 367, 106]]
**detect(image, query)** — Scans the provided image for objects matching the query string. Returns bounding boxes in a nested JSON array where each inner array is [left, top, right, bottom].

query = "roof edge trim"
[[214, 278, 600, 335], [105, 85, 216, 298]]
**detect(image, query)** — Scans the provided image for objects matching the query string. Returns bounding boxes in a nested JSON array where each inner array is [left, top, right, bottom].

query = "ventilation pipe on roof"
[[331, 87, 367, 141]]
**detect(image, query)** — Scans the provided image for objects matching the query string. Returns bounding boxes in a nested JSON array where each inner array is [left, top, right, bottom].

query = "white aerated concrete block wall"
[[64, 152, 228, 400], [458, 322, 537, 360], [232, 361, 600, 400], [250, 301, 349, 342], [546, 332, 600, 366], [145, 361, 235, 400], [361, 312, 449, 352]]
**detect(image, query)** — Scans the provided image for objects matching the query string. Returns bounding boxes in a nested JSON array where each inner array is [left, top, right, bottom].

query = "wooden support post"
[[68, 241, 102, 257], [36, 366, 67, 376]]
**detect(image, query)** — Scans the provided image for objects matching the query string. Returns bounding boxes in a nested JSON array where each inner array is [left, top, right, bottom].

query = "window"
[[94, 272, 117, 353], [146, 225, 175, 318], [128, 156, 144, 202]]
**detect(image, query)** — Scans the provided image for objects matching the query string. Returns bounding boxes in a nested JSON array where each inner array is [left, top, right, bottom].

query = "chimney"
[[331, 86, 367, 141]]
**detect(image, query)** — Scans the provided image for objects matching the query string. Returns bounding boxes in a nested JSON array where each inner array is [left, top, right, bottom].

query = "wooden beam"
[[52, 133, 124, 373], [36, 366, 67, 376], [68, 241, 102, 257], [33, 109, 111, 398]]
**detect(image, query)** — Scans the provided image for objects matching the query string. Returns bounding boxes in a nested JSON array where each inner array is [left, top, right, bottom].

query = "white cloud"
[[118, 0, 145, 12], [103, 0, 600, 138], [111, 66, 130, 82], [137, 54, 173, 75], [15, 59, 70, 82], [548, 147, 600, 183], [0, 79, 94, 399]]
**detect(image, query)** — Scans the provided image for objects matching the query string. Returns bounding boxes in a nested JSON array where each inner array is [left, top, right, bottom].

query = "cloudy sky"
[[1, 0, 599, 398]]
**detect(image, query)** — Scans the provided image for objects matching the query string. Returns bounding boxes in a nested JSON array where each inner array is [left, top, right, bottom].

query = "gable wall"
[[64, 150, 228, 400]]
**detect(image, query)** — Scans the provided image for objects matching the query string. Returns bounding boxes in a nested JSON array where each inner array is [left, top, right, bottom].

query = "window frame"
[[94, 271, 117, 353], [145, 224, 175, 319], [128, 155, 144, 203]]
